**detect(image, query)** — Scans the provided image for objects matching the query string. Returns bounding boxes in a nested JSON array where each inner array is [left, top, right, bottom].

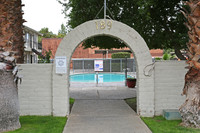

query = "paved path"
[[70, 87, 136, 99], [63, 100, 152, 133]]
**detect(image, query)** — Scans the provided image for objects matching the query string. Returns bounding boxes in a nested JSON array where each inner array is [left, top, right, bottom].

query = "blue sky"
[[22, 0, 67, 34]]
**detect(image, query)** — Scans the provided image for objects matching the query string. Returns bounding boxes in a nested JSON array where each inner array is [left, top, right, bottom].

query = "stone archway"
[[52, 19, 154, 117]]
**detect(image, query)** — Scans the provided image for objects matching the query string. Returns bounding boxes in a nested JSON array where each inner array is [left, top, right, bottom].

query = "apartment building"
[[42, 38, 163, 59], [23, 26, 42, 63]]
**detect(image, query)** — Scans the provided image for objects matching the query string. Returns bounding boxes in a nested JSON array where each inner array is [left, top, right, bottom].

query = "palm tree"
[[0, 0, 24, 132], [180, 0, 200, 128]]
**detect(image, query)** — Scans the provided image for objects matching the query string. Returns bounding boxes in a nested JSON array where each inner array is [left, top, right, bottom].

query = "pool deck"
[[70, 81, 127, 87]]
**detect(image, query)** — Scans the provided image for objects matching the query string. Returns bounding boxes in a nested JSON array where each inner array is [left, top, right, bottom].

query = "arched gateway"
[[52, 19, 154, 117]]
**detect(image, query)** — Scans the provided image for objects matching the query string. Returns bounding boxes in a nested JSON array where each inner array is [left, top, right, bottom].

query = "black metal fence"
[[72, 58, 136, 72]]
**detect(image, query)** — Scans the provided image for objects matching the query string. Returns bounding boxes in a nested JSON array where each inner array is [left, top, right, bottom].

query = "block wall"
[[154, 61, 187, 115], [17, 61, 188, 116], [18, 64, 53, 115]]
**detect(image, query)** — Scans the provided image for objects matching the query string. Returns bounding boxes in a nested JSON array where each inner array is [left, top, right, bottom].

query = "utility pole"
[[104, 0, 106, 19]]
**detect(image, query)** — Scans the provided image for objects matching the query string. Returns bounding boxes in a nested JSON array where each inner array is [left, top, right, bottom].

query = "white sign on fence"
[[55, 56, 67, 74], [94, 60, 103, 71]]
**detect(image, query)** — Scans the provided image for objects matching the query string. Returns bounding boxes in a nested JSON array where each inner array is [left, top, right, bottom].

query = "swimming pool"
[[70, 73, 131, 83]]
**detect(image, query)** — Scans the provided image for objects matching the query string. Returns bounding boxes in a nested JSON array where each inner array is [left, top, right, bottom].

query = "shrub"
[[163, 53, 170, 60], [38, 50, 52, 63], [155, 57, 162, 60], [111, 52, 131, 58]]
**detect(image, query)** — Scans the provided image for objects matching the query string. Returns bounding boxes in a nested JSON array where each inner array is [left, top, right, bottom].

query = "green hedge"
[[111, 52, 131, 58], [111, 62, 126, 72]]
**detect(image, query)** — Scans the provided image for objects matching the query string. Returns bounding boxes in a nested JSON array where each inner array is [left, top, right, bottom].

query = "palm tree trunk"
[[179, 0, 200, 128], [0, 0, 24, 131], [0, 71, 20, 132]]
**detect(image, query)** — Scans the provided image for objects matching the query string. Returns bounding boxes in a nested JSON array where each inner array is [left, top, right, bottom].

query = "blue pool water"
[[70, 73, 131, 83]]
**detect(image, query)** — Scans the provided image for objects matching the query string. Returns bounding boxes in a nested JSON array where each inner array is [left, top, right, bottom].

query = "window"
[[30, 34, 33, 48], [33, 55, 38, 63], [25, 32, 29, 48], [25, 32, 29, 41], [33, 35, 38, 49]]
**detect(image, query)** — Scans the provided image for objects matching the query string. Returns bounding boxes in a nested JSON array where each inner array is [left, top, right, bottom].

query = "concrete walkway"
[[63, 100, 152, 133], [70, 86, 136, 99]]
